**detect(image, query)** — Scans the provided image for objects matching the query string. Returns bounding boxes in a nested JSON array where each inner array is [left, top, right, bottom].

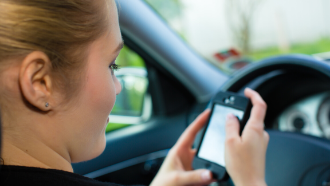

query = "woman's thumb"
[[175, 169, 213, 185]]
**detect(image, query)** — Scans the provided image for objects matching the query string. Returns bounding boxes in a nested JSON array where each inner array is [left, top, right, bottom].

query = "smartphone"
[[192, 91, 251, 180]]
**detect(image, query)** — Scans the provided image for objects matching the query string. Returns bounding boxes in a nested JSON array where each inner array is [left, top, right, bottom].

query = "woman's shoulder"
[[0, 165, 141, 186]]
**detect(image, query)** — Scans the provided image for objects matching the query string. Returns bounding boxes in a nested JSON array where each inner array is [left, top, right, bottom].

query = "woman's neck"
[[1, 131, 74, 173]]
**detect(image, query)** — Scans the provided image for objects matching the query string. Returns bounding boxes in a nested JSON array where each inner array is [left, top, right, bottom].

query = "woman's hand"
[[150, 110, 214, 186], [225, 88, 269, 186]]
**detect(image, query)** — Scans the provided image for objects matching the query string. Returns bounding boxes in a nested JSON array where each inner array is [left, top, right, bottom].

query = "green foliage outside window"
[[251, 38, 330, 61], [116, 45, 145, 68]]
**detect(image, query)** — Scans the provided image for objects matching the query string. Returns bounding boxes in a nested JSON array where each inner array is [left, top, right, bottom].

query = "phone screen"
[[198, 104, 244, 167]]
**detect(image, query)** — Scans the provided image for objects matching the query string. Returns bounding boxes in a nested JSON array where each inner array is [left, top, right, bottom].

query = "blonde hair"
[[0, 0, 109, 98]]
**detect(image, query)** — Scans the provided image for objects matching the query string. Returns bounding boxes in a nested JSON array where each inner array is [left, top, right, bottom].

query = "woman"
[[0, 0, 268, 186]]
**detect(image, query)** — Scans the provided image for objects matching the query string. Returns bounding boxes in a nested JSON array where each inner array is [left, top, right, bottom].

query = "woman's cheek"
[[88, 70, 116, 118]]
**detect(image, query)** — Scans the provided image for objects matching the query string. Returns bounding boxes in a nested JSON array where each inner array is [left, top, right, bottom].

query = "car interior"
[[72, 1, 330, 186], [2, 0, 330, 186], [71, 1, 330, 186]]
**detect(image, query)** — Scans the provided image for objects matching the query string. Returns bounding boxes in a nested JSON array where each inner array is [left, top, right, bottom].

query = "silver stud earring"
[[45, 102, 49, 108]]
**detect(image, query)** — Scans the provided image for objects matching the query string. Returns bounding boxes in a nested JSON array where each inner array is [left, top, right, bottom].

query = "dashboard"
[[277, 91, 330, 139], [217, 55, 330, 185]]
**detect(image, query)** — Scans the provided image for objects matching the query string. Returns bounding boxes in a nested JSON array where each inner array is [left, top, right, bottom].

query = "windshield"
[[144, 0, 330, 74]]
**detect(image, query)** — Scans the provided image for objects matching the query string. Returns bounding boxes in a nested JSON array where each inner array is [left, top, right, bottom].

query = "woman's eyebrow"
[[115, 41, 124, 52]]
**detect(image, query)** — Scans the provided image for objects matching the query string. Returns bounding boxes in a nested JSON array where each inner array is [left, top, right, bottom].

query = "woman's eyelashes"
[[109, 63, 120, 74]]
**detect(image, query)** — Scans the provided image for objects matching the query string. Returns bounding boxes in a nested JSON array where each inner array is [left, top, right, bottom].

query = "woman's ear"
[[19, 51, 54, 111]]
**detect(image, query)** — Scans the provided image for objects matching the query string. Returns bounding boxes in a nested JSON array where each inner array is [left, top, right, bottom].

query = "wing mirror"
[[110, 67, 152, 124]]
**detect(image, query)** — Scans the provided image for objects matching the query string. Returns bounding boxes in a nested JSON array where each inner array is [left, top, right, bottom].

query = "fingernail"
[[227, 113, 235, 120], [245, 87, 252, 91], [201, 171, 211, 181]]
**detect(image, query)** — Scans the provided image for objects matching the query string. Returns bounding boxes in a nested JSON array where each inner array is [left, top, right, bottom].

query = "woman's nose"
[[115, 80, 122, 95]]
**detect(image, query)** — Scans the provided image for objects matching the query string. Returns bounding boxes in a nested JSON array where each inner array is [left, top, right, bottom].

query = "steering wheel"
[[220, 54, 330, 186]]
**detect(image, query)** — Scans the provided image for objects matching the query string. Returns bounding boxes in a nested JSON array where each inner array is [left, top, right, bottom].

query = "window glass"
[[106, 46, 150, 133], [145, 0, 330, 74]]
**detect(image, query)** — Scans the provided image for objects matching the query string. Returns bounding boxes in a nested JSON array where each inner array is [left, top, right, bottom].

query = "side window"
[[106, 45, 152, 133]]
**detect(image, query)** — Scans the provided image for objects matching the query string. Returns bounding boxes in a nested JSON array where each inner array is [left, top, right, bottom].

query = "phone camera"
[[230, 96, 235, 102], [224, 96, 235, 104]]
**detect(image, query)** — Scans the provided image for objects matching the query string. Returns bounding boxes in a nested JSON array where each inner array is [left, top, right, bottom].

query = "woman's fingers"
[[150, 110, 212, 186], [264, 131, 270, 143], [173, 169, 213, 186], [175, 109, 211, 148], [244, 88, 267, 130]]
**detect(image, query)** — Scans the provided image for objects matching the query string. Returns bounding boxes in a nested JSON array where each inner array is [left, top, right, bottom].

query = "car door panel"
[[73, 114, 187, 175]]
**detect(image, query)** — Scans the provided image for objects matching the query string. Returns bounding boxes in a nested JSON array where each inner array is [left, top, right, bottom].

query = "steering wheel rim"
[[220, 54, 330, 186], [221, 54, 330, 92]]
